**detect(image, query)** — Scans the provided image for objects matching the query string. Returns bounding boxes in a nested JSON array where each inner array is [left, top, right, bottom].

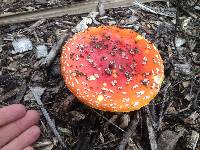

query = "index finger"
[[0, 104, 26, 126]]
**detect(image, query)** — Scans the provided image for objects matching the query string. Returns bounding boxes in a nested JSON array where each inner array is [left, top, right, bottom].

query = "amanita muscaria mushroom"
[[60, 26, 164, 112]]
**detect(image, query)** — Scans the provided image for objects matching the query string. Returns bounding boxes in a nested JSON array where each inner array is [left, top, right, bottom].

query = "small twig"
[[118, 112, 139, 150], [133, 0, 176, 18], [177, 103, 192, 113], [133, 0, 158, 14], [33, 31, 40, 43], [30, 87, 69, 150], [98, 0, 106, 16], [62, 20, 76, 26], [149, 101, 157, 128], [92, 110, 125, 132], [172, 0, 179, 56], [41, 32, 71, 68], [26, 19, 46, 33], [157, 81, 171, 130], [146, 107, 158, 150], [104, 114, 119, 128]]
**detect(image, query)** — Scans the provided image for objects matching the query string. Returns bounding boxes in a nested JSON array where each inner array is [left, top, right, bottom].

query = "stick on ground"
[[41, 32, 71, 68], [30, 87, 69, 150], [0, 0, 168, 25], [146, 107, 158, 150], [118, 112, 140, 150]]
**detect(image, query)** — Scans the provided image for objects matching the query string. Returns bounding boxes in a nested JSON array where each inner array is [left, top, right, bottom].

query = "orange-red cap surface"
[[60, 26, 164, 112]]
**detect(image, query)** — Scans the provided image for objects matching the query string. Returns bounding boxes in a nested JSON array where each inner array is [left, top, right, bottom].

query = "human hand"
[[0, 104, 41, 150]]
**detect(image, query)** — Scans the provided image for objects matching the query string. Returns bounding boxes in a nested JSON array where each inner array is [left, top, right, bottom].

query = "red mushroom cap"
[[60, 26, 164, 112]]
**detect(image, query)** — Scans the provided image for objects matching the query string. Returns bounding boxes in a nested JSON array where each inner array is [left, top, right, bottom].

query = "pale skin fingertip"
[[31, 126, 41, 138], [26, 110, 40, 122], [23, 146, 34, 150]]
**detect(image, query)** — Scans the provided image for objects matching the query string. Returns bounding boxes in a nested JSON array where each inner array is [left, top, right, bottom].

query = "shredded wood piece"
[[0, 0, 168, 25]]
